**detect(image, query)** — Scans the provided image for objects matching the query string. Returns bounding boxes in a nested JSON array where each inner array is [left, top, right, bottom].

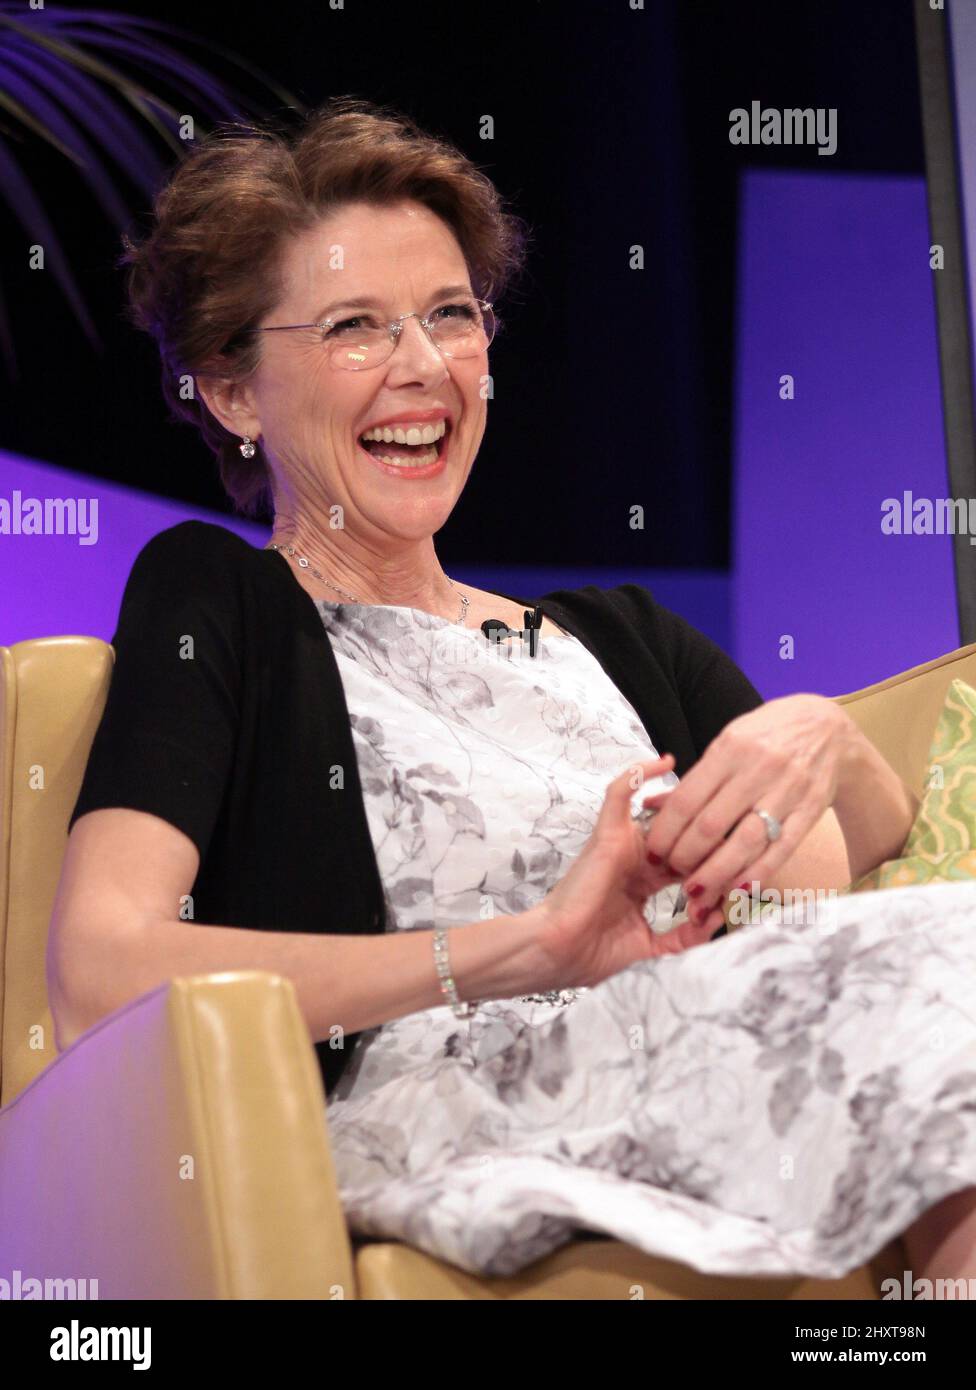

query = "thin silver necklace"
[[266, 540, 470, 626]]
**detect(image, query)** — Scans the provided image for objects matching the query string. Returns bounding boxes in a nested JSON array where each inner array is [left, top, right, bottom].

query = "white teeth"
[[359, 419, 447, 446], [366, 444, 440, 468]]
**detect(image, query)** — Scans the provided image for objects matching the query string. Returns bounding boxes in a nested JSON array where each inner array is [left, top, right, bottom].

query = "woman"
[[50, 97, 976, 1284]]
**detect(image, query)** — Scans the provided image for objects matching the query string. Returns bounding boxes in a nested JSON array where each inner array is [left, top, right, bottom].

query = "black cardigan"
[[68, 520, 763, 1096]]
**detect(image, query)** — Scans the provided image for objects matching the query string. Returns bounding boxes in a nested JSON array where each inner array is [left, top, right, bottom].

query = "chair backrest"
[[1, 632, 974, 1107], [833, 640, 976, 795], [0, 637, 112, 1105]]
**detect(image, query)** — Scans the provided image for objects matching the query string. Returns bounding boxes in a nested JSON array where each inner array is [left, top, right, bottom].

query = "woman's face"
[[245, 199, 489, 546]]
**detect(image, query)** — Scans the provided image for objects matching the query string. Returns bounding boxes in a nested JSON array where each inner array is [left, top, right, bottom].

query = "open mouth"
[[357, 418, 450, 468]]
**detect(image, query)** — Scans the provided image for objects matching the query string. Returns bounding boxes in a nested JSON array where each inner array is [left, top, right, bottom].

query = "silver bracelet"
[[432, 925, 477, 1018]]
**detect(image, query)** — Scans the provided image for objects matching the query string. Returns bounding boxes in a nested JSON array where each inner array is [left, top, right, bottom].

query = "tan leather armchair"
[[2, 633, 973, 1299]]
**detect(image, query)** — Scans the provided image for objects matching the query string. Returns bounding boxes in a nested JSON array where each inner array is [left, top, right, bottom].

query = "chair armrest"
[[0, 971, 356, 1299]]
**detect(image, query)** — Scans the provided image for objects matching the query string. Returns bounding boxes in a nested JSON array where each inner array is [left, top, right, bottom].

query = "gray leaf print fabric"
[[315, 600, 976, 1280]]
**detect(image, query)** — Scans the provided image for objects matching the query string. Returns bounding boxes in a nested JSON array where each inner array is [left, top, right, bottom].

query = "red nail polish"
[[646, 851, 662, 864], [738, 882, 751, 892], [686, 883, 705, 898]]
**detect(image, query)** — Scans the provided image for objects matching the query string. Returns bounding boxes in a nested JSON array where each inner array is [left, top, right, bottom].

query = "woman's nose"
[[389, 316, 449, 375]]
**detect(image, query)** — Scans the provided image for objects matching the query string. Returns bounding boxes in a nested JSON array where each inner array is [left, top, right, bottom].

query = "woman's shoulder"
[[540, 581, 735, 673], [547, 581, 711, 633], [113, 521, 294, 640], [133, 518, 258, 567], [126, 520, 278, 595], [538, 581, 668, 633]]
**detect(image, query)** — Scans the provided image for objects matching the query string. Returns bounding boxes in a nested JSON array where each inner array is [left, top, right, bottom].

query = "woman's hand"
[[640, 694, 861, 922], [530, 755, 720, 991]]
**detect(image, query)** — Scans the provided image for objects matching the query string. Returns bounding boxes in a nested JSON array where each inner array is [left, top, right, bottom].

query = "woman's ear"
[[196, 373, 261, 441]]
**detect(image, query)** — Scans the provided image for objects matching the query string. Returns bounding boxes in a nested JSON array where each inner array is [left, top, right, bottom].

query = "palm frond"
[[0, 2, 308, 380], [2, 42, 134, 223], [0, 135, 99, 382], [4, 37, 167, 191]]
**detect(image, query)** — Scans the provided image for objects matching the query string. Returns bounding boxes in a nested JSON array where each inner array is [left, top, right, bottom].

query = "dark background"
[[0, 0, 924, 566]]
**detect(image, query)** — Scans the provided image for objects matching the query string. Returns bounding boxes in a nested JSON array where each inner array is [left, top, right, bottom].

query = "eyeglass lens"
[[325, 297, 493, 370]]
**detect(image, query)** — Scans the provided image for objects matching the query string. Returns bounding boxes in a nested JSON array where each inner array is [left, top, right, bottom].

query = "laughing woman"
[[50, 97, 976, 1283]]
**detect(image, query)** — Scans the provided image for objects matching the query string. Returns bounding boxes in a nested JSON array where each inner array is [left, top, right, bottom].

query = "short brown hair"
[[119, 96, 531, 520]]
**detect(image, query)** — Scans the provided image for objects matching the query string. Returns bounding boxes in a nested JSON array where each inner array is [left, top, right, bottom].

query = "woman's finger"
[[656, 754, 796, 879], [642, 744, 735, 866], [610, 754, 675, 815], [683, 800, 821, 926], [728, 806, 828, 908], [652, 910, 718, 955]]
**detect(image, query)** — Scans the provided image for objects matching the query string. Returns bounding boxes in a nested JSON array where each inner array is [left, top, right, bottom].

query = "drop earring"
[[239, 435, 256, 458]]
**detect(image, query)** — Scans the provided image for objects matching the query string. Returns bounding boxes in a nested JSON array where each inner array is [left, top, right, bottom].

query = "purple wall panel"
[[731, 169, 957, 699], [0, 451, 269, 646], [0, 450, 731, 651], [453, 566, 731, 651]]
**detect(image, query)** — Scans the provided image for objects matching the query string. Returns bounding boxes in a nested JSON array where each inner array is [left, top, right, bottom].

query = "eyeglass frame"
[[246, 296, 496, 369]]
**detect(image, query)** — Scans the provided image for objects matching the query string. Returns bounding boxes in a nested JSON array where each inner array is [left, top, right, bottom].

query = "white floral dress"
[[317, 600, 976, 1279]]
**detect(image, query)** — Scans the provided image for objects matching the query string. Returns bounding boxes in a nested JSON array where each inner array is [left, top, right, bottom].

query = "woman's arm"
[[758, 717, 919, 893], [55, 908, 545, 1054], [829, 726, 920, 882], [723, 732, 919, 920], [50, 758, 715, 1054], [643, 695, 921, 919], [48, 807, 549, 1052], [767, 717, 923, 889], [745, 805, 851, 901]]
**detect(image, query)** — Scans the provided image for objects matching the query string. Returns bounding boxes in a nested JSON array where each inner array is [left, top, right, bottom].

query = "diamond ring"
[[752, 807, 783, 843], [631, 805, 658, 831]]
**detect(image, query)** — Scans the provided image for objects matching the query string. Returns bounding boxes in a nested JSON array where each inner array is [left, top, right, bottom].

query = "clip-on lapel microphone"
[[480, 605, 544, 657]]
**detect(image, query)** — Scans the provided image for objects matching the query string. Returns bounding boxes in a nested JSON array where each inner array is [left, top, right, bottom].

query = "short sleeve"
[[607, 583, 764, 759], [654, 599, 764, 755], [68, 523, 243, 864]]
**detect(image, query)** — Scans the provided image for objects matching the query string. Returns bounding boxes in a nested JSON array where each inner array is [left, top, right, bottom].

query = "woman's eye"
[[325, 315, 382, 338], [431, 301, 477, 322], [326, 316, 364, 337]]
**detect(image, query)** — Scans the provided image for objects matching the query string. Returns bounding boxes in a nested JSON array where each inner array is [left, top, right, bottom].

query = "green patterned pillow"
[[848, 678, 976, 893]]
